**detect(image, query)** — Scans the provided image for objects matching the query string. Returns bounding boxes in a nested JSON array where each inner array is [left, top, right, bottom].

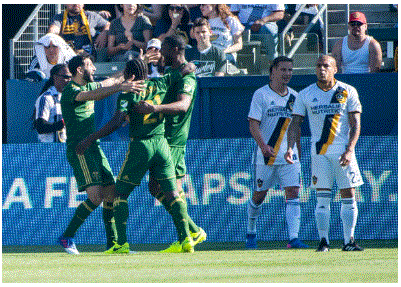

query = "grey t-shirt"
[[108, 15, 152, 53], [186, 45, 227, 76]]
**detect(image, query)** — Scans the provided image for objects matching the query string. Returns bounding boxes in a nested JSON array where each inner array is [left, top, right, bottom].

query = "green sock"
[[103, 202, 117, 248], [113, 196, 129, 245], [179, 190, 200, 234], [63, 199, 98, 238], [155, 191, 183, 240], [168, 197, 190, 243]]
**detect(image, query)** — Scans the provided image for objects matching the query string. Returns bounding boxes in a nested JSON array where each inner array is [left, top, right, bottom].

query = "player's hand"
[[134, 100, 156, 114], [339, 150, 353, 166], [145, 49, 161, 64], [284, 148, 294, 164], [261, 144, 275, 158], [180, 62, 196, 76], [124, 30, 134, 42], [98, 10, 112, 19], [251, 20, 263, 32], [75, 137, 93, 155], [120, 80, 145, 94]]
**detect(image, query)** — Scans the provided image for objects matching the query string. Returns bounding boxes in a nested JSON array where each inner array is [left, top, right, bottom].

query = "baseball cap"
[[147, 38, 161, 50], [348, 12, 367, 24]]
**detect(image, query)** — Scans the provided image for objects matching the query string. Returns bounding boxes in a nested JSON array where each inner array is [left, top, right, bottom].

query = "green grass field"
[[2, 240, 397, 283]]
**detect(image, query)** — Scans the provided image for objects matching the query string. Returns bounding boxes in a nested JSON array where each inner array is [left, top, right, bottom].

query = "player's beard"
[[83, 69, 94, 83]]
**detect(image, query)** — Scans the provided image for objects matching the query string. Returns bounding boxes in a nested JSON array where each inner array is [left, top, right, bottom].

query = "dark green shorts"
[[170, 145, 186, 179], [116, 136, 176, 196], [66, 143, 115, 192]]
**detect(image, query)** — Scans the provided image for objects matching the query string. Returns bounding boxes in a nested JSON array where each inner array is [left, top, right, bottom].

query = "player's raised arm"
[[285, 115, 304, 164]]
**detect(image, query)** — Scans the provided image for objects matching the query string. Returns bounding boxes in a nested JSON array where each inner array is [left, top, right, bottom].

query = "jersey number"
[[143, 94, 163, 125]]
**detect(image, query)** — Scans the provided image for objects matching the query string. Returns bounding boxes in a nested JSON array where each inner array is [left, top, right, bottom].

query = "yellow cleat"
[[191, 227, 207, 246], [104, 242, 130, 254], [160, 241, 183, 253], [181, 237, 195, 253]]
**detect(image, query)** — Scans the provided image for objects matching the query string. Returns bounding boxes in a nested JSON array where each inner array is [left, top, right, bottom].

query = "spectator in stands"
[[187, 4, 203, 22], [186, 17, 227, 77], [331, 11, 382, 73], [200, 4, 244, 65], [26, 33, 76, 81], [142, 4, 165, 26], [33, 64, 71, 142], [107, 4, 152, 62], [146, 38, 164, 78], [154, 4, 196, 47], [230, 4, 285, 61], [48, 4, 110, 58], [84, 4, 123, 21], [295, 4, 324, 51]]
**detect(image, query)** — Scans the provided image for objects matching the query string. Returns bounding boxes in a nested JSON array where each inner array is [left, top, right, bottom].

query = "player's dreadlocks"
[[124, 58, 149, 81]]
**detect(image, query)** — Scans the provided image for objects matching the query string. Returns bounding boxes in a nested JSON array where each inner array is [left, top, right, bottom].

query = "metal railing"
[[9, 4, 62, 79], [280, 4, 328, 58]]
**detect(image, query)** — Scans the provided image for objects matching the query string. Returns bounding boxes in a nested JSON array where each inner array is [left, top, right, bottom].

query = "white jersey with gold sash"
[[293, 80, 362, 155], [248, 84, 299, 165]]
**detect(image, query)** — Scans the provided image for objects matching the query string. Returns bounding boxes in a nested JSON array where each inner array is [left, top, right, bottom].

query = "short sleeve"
[[36, 95, 52, 121], [177, 75, 196, 97], [228, 17, 244, 35], [346, 86, 362, 113], [117, 92, 130, 113], [248, 90, 264, 121], [88, 11, 109, 30], [292, 90, 307, 117]]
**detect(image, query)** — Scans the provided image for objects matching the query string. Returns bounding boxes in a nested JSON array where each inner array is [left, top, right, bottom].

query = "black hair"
[[124, 58, 148, 81], [161, 4, 190, 27], [269, 56, 293, 74], [68, 54, 94, 76], [193, 17, 211, 29], [163, 34, 187, 51]]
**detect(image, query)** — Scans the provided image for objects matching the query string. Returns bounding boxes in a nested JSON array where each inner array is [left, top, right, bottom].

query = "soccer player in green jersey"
[[135, 35, 206, 253], [58, 55, 144, 254], [75, 57, 198, 253]]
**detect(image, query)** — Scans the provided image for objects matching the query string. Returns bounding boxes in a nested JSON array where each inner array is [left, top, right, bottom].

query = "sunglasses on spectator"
[[55, 74, 71, 79], [169, 6, 183, 11], [349, 22, 364, 27]]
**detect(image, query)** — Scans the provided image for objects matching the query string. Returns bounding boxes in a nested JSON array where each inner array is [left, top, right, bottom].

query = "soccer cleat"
[[316, 237, 330, 252], [160, 241, 183, 253], [191, 227, 207, 246], [181, 237, 195, 253], [342, 239, 364, 251], [287, 238, 309, 249], [106, 241, 117, 250], [58, 236, 79, 255], [245, 233, 257, 249], [104, 242, 130, 254]]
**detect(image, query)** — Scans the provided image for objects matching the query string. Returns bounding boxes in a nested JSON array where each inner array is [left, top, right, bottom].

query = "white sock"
[[315, 192, 331, 244], [286, 198, 300, 240], [247, 199, 261, 234], [341, 197, 358, 245]]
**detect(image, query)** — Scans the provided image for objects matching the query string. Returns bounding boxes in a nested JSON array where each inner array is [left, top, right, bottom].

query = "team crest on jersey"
[[120, 100, 128, 108], [312, 175, 318, 185], [334, 87, 348, 104], [257, 178, 263, 188], [184, 83, 193, 93]]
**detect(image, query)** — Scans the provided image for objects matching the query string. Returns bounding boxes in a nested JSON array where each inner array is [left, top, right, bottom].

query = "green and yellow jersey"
[[163, 65, 197, 147], [61, 81, 101, 147]]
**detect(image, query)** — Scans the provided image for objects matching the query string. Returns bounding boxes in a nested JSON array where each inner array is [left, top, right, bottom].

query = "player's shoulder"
[[336, 80, 358, 94], [298, 82, 317, 95]]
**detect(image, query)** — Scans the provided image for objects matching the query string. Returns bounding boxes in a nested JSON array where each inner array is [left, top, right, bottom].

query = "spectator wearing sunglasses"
[[26, 33, 76, 81], [332, 12, 382, 73], [33, 64, 71, 142], [154, 4, 196, 47]]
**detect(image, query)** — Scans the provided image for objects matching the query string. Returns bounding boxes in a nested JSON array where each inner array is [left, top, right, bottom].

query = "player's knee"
[[252, 190, 267, 206]]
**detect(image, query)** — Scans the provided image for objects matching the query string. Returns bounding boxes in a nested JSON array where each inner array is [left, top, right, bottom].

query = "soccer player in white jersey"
[[285, 55, 364, 252], [246, 56, 308, 249]]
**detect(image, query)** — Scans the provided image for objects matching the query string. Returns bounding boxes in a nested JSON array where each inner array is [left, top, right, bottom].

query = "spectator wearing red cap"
[[332, 11, 382, 73]]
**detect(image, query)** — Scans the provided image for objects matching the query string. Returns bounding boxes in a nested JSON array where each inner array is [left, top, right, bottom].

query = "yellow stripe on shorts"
[[78, 154, 91, 185]]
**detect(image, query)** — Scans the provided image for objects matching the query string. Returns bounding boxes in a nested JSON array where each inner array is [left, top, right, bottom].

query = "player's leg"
[[101, 184, 117, 250], [280, 163, 308, 248], [311, 154, 334, 252], [334, 153, 364, 251]]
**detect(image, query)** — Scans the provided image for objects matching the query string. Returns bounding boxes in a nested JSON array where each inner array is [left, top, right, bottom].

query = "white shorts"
[[310, 153, 364, 190], [253, 162, 301, 191]]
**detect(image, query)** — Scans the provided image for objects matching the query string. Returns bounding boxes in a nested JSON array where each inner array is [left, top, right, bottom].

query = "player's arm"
[[331, 39, 343, 73], [339, 111, 361, 166], [75, 110, 127, 154], [75, 80, 145, 102], [249, 118, 275, 158], [369, 39, 382, 73], [285, 115, 304, 164]]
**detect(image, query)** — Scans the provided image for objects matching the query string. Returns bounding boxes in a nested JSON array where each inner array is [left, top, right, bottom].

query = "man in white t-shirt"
[[331, 11, 382, 73], [286, 55, 364, 252], [246, 56, 308, 249], [231, 4, 284, 60]]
